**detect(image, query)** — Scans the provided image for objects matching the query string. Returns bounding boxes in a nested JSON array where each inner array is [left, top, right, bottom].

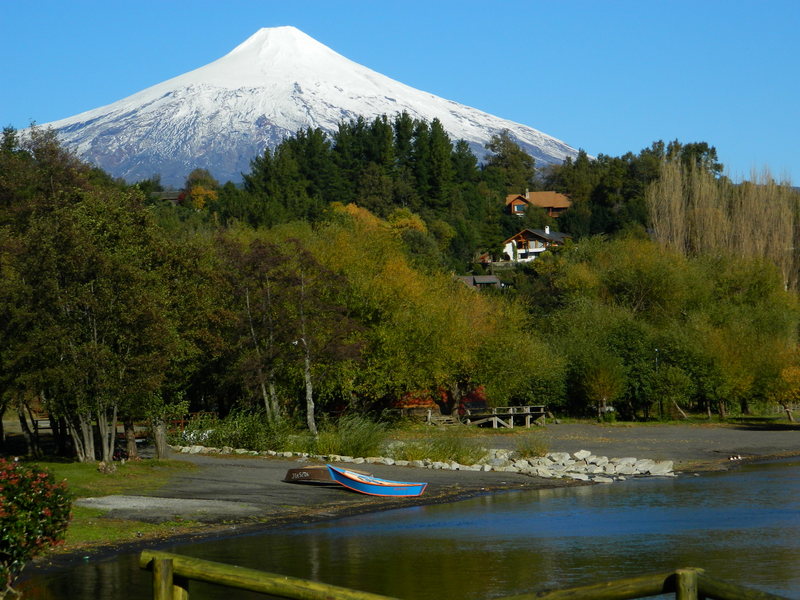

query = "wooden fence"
[[140, 551, 791, 600]]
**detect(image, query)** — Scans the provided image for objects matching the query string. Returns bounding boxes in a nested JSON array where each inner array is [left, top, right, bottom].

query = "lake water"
[[21, 458, 800, 599]]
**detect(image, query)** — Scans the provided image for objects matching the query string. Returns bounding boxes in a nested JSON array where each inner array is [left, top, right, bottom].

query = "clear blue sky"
[[2, 0, 798, 183]]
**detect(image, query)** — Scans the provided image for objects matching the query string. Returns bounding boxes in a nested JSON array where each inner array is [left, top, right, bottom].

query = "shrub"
[[312, 415, 388, 458], [513, 432, 550, 458], [174, 411, 297, 451], [388, 429, 486, 465], [0, 458, 72, 596]]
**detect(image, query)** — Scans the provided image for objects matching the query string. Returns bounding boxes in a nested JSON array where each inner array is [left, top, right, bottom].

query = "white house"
[[502, 226, 570, 262]]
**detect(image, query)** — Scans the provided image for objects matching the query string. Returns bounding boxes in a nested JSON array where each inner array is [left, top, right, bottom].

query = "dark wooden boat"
[[283, 465, 336, 484], [283, 464, 373, 485]]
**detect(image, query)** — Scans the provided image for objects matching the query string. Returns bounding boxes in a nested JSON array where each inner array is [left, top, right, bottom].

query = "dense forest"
[[2, 117, 799, 461]]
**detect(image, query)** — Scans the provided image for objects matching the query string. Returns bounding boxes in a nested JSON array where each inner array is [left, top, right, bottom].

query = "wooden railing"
[[140, 552, 791, 600], [140, 550, 400, 600], [461, 405, 546, 428]]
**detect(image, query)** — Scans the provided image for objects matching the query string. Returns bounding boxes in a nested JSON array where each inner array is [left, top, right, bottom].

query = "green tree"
[[482, 131, 536, 194]]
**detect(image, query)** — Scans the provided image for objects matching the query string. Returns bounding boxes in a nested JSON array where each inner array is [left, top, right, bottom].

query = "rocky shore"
[[172, 443, 675, 482]]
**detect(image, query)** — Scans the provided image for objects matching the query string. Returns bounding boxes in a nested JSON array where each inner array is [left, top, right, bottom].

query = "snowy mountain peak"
[[227, 26, 322, 57], [42, 27, 580, 186]]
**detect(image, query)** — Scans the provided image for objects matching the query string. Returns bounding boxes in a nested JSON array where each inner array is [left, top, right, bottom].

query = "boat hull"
[[283, 465, 337, 484], [326, 465, 427, 497]]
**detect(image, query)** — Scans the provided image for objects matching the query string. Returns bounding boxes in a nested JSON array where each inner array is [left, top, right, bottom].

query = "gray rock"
[[593, 476, 614, 483], [648, 461, 674, 475], [574, 449, 592, 460], [568, 473, 590, 481], [547, 452, 572, 463]]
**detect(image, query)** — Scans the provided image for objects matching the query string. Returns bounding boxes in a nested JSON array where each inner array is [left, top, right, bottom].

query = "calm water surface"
[[22, 458, 800, 599]]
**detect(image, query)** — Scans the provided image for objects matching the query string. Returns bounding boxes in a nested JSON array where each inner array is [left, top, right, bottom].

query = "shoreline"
[[21, 422, 800, 576]]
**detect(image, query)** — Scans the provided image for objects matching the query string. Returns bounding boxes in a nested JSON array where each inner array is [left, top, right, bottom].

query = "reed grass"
[[388, 428, 486, 464]]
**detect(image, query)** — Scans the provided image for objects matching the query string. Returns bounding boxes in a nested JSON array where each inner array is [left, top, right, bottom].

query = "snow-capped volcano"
[[44, 26, 579, 186]]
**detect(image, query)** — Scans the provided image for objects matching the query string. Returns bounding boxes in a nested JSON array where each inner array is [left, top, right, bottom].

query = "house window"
[[514, 204, 525, 212]]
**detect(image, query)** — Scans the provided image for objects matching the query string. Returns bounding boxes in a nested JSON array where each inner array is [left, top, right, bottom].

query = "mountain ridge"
[[44, 26, 580, 186]]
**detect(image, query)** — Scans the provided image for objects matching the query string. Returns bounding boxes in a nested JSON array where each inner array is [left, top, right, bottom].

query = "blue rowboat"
[[326, 464, 427, 497]]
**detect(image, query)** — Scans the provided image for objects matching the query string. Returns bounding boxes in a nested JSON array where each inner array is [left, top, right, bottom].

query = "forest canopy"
[[2, 119, 799, 461]]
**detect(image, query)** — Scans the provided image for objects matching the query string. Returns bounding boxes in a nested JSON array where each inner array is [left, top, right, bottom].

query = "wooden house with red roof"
[[502, 226, 570, 262], [505, 191, 572, 218]]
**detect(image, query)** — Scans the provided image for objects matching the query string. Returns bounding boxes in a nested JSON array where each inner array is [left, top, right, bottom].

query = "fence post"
[[675, 568, 699, 600], [173, 575, 189, 600], [153, 558, 175, 600]]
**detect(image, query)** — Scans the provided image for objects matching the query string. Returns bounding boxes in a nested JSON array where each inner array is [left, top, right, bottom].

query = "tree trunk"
[[52, 416, 71, 456], [672, 399, 688, 419], [298, 272, 317, 436], [123, 418, 139, 459], [448, 380, 465, 417], [780, 402, 795, 423], [304, 351, 317, 436], [17, 405, 41, 458], [152, 418, 168, 458], [268, 372, 280, 419], [96, 404, 118, 464], [66, 413, 95, 462]]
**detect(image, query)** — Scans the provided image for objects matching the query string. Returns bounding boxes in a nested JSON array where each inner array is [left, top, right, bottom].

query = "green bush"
[[0, 458, 72, 596], [174, 410, 297, 451], [513, 432, 550, 458], [312, 415, 388, 458]]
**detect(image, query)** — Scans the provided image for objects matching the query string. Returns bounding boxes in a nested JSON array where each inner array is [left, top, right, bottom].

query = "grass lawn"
[[27, 458, 204, 551]]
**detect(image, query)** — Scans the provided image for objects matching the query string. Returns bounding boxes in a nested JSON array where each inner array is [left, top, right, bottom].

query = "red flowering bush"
[[0, 458, 71, 596]]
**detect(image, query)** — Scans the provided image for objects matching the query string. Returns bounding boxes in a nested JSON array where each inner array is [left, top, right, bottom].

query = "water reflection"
[[21, 459, 800, 599]]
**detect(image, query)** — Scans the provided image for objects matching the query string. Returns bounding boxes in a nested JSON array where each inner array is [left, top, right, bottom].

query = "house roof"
[[505, 191, 572, 209], [473, 275, 500, 285], [457, 275, 501, 288], [527, 191, 572, 209], [503, 228, 570, 245]]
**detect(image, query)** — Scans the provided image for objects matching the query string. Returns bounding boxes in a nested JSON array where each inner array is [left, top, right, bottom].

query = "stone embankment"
[[171, 445, 674, 483]]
